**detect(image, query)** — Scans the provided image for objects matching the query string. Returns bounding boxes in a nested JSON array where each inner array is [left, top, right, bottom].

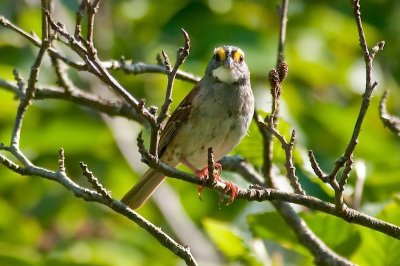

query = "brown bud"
[[278, 62, 288, 82], [268, 68, 279, 89]]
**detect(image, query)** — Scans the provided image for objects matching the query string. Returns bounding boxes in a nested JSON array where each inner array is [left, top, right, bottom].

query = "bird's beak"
[[224, 56, 234, 69]]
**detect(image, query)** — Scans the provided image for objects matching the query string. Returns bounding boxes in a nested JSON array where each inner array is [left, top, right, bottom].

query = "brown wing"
[[158, 81, 202, 156]]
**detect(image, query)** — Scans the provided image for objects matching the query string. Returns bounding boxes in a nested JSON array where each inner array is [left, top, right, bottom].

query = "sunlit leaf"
[[352, 201, 400, 265], [203, 218, 263, 266]]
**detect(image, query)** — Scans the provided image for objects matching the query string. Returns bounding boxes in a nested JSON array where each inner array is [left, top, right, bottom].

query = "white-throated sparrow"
[[121, 46, 254, 209]]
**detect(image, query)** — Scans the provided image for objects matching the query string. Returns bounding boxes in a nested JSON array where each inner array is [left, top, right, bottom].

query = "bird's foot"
[[196, 163, 238, 205], [196, 162, 222, 199]]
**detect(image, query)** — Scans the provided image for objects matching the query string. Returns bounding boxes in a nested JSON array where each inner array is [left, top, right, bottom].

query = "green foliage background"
[[0, 0, 400, 265]]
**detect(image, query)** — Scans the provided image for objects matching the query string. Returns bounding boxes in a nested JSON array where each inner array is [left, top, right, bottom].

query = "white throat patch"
[[212, 66, 238, 83]]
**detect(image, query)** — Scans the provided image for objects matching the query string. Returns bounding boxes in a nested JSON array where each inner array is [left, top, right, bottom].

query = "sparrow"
[[121, 46, 254, 209]]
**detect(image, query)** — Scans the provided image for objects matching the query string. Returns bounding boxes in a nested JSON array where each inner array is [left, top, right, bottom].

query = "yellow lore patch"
[[233, 48, 244, 63], [214, 47, 226, 61], [214, 47, 245, 63]]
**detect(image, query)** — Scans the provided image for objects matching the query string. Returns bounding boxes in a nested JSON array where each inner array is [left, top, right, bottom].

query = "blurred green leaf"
[[248, 211, 361, 264], [301, 212, 361, 257], [233, 120, 264, 167], [203, 218, 263, 266], [352, 201, 400, 265], [248, 212, 307, 254], [0, 242, 41, 266]]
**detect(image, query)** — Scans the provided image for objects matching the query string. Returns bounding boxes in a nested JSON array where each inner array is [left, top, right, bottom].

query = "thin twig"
[[85, 0, 101, 56], [326, 0, 384, 210], [86, 0, 98, 44], [0, 78, 146, 124], [157, 29, 191, 124], [308, 150, 328, 182], [147, 30, 190, 156], [9, 4, 52, 165], [309, 153, 345, 212], [74, 0, 87, 39], [277, 0, 289, 66], [80, 162, 112, 200], [50, 56, 74, 93], [105, 59, 200, 83], [12, 69, 25, 93], [267, 124, 305, 195], [339, 155, 353, 190], [207, 147, 215, 182], [41, 0, 51, 42], [286, 131, 304, 194], [58, 148, 66, 173], [379, 90, 400, 136]]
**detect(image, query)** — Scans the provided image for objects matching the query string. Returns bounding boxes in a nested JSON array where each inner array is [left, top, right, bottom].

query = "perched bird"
[[121, 46, 254, 209]]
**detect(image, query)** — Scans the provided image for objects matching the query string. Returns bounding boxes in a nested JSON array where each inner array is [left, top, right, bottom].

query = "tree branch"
[[0, 153, 198, 266], [315, 0, 385, 211], [0, 15, 200, 83], [254, 1, 355, 264], [3, 148, 399, 243], [0, 15, 88, 71], [45, 11, 161, 130], [0, 78, 147, 124]]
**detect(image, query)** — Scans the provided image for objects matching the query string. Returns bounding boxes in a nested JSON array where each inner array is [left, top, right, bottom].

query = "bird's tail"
[[121, 168, 166, 209]]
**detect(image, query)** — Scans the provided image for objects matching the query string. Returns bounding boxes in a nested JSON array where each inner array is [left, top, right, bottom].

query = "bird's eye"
[[214, 53, 221, 62], [239, 55, 244, 63]]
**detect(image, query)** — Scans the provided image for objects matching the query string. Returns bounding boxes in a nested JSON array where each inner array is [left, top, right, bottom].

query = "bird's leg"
[[180, 159, 219, 198], [180, 159, 238, 204], [194, 166, 208, 199]]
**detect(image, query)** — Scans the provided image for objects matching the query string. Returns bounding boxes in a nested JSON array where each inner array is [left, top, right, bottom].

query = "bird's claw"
[[223, 181, 239, 205], [195, 162, 238, 205]]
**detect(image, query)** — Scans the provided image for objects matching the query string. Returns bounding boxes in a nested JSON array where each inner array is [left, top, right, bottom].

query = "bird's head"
[[206, 46, 250, 84]]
